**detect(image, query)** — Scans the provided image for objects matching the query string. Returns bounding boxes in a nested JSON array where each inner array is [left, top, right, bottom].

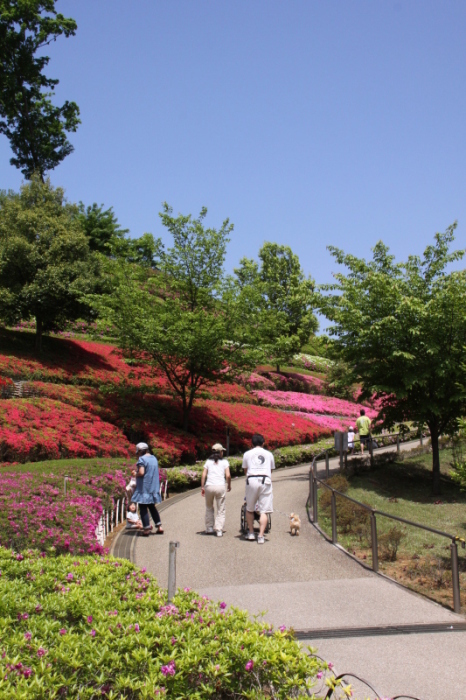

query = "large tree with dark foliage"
[[0, 0, 80, 178]]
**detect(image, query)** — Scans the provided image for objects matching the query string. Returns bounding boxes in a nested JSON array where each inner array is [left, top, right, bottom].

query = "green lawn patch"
[[318, 448, 466, 611]]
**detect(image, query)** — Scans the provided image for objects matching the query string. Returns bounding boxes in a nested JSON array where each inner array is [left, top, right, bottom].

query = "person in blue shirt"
[[131, 442, 164, 536]]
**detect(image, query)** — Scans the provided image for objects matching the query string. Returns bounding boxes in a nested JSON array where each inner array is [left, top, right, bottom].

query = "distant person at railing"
[[356, 409, 372, 454], [131, 442, 164, 536], [347, 426, 355, 455]]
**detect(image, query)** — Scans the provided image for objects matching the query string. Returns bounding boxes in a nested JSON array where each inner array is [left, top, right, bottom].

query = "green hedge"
[[0, 548, 324, 698]]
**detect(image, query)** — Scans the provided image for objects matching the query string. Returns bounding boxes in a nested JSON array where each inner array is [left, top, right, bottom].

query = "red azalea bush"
[[0, 398, 131, 463]]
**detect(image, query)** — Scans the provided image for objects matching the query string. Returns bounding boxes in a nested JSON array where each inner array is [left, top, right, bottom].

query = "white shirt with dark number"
[[242, 446, 275, 478]]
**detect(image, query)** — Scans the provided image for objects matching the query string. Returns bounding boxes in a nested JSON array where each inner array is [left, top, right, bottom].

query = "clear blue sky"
[[1, 0, 465, 325]]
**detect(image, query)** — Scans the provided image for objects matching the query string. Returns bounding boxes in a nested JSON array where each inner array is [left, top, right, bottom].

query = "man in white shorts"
[[242, 433, 275, 544]]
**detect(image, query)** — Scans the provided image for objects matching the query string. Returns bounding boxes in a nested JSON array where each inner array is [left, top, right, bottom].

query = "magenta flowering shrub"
[[0, 468, 127, 554], [254, 390, 378, 421], [0, 549, 325, 698], [290, 411, 348, 432]]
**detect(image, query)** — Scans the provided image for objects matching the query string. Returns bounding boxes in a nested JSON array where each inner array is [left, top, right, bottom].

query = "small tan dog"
[[289, 512, 301, 536]]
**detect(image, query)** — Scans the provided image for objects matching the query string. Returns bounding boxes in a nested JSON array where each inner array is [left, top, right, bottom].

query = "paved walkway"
[[115, 447, 466, 699]]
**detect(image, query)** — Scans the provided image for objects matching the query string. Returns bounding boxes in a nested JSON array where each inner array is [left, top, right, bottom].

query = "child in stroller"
[[240, 498, 271, 535]]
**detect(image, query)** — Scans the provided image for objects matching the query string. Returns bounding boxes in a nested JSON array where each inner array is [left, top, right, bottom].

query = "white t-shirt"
[[348, 431, 355, 448], [127, 510, 139, 526], [204, 458, 229, 487], [242, 446, 275, 478]]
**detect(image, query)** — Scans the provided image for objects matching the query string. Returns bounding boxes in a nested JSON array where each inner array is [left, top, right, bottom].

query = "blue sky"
[[1, 1, 465, 325]]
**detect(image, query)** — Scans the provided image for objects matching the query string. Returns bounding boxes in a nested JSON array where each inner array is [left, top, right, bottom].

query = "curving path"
[[114, 452, 466, 699]]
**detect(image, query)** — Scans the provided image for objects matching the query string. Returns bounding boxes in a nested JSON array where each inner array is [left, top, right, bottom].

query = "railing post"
[[331, 491, 337, 544], [396, 434, 400, 454], [313, 474, 318, 525], [369, 439, 374, 467], [168, 541, 180, 603], [309, 469, 314, 520], [370, 512, 378, 572], [325, 451, 330, 478], [451, 541, 461, 614]]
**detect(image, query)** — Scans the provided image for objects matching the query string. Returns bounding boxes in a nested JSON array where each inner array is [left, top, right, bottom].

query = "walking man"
[[242, 433, 275, 544], [356, 409, 372, 454]]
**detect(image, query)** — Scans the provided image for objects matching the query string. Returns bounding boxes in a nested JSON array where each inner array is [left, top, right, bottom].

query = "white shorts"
[[245, 476, 273, 514]]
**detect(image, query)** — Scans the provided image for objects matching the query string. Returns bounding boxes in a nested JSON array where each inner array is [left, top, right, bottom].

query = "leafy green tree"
[[235, 243, 318, 371], [0, 0, 80, 178], [76, 203, 162, 268], [93, 205, 261, 430], [0, 177, 98, 351], [320, 226, 466, 494]]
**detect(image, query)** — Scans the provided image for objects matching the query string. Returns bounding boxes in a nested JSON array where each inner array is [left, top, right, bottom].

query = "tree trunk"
[[35, 316, 43, 353], [276, 364, 280, 373], [430, 426, 441, 496]]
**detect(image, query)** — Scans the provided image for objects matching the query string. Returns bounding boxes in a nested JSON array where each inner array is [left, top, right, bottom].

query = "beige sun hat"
[[212, 443, 226, 451]]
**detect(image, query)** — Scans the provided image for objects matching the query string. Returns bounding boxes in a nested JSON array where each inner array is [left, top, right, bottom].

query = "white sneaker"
[[245, 532, 256, 541], [257, 536, 265, 544], [216, 530, 223, 537], [206, 527, 214, 534]]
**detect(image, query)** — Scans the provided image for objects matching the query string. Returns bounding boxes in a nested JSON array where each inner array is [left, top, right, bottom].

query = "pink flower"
[[37, 647, 47, 657], [66, 573, 74, 581], [161, 660, 176, 677], [24, 632, 32, 641], [87, 615, 93, 624], [59, 629, 67, 635], [90, 629, 96, 637], [23, 667, 33, 678], [245, 660, 254, 672], [317, 671, 323, 679], [134, 623, 140, 633], [279, 625, 286, 632], [219, 601, 227, 610]]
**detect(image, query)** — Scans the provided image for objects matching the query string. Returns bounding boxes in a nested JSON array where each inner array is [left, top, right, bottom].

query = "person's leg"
[[204, 486, 215, 532], [148, 503, 162, 529], [360, 436, 365, 454], [246, 509, 255, 534], [245, 481, 260, 536], [138, 503, 150, 529], [214, 486, 226, 534], [258, 512, 268, 537]]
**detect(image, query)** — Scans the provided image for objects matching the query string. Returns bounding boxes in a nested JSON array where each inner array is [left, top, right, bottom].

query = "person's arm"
[[137, 460, 145, 477], [201, 467, 208, 497], [242, 455, 248, 475], [225, 467, 231, 492]]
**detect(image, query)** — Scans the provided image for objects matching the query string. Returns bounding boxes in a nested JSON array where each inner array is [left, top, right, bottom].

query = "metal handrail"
[[307, 436, 464, 614]]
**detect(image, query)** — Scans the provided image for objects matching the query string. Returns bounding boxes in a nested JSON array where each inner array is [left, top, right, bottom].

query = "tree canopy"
[[93, 205, 261, 431], [0, 0, 80, 178], [320, 226, 466, 494], [0, 177, 98, 351], [235, 242, 317, 371]]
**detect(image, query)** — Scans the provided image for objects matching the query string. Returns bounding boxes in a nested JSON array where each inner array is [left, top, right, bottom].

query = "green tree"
[[0, 177, 98, 351], [320, 226, 466, 494], [0, 0, 80, 178], [235, 242, 318, 371], [76, 203, 162, 268], [93, 205, 261, 431]]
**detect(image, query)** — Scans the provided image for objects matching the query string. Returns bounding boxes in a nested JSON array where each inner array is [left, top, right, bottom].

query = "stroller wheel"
[[240, 503, 248, 534]]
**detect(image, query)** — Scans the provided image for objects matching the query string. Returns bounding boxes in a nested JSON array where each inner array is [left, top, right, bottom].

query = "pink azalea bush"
[[254, 390, 378, 420], [0, 468, 127, 554]]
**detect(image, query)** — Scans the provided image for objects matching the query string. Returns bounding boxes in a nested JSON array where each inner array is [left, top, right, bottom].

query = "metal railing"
[[306, 436, 465, 614]]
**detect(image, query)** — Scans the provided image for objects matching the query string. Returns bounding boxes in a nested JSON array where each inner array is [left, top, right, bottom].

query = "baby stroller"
[[240, 499, 271, 535]]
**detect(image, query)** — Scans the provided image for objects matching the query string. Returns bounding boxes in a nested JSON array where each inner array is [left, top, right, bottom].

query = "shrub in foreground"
[[0, 549, 324, 699]]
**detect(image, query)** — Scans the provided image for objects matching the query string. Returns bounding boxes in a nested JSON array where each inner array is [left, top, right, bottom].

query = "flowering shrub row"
[[291, 411, 348, 432], [254, 390, 378, 420], [0, 467, 128, 554], [0, 549, 325, 697], [0, 398, 132, 463]]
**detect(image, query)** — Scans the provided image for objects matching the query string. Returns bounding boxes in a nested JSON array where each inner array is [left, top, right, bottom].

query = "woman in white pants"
[[201, 443, 231, 537]]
